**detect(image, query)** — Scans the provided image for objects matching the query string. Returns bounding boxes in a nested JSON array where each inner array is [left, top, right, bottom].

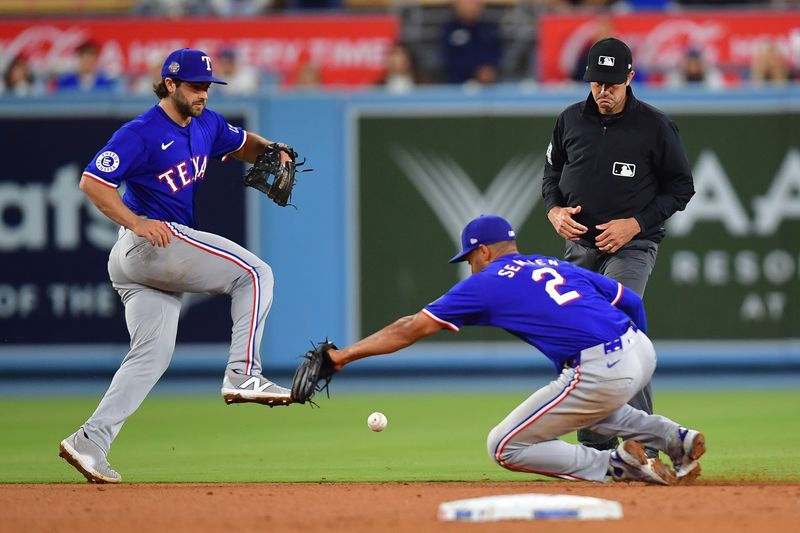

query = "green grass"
[[0, 391, 798, 483]]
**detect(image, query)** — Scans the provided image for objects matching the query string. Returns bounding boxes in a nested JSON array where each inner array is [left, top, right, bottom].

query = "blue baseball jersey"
[[423, 253, 647, 371], [82, 105, 246, 228]]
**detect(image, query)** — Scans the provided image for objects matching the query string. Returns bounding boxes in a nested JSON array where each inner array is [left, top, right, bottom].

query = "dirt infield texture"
[[2, 482, 798, 533]]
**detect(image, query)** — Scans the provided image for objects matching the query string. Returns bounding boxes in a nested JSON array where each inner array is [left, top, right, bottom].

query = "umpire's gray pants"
[[564, 239, 658, 450]]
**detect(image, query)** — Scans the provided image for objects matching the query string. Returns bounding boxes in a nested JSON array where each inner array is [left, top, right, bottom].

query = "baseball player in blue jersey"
[[59, 48, 295, 484], [326, 215, 705, 484]]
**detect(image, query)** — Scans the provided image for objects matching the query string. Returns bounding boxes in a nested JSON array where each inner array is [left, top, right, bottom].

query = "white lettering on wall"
[[753, 148, 800, 235], [671, 250, 800, 286], [668, 150, 750, 236], [669, 149, 800, 237], [0, 163, 118, 252], [740, 292, 787, 321]]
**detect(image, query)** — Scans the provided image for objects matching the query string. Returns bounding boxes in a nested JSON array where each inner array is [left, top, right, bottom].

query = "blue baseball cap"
[[161, 48, 227, 85], [449, 215, 517, 263]]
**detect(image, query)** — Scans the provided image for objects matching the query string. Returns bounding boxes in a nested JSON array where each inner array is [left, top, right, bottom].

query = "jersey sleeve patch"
[[83, 125, 145, 185], [421, 308, 459, 332], [94, 150, 120, 173]]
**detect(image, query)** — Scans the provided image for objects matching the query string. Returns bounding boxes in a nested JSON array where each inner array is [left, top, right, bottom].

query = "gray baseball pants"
[[82, 223, 274, 454], [564, 239, 658, 450], [486, 326, 682, 481]]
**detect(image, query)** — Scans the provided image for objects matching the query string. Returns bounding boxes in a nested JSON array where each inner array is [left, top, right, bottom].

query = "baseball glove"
[[291, 340, 338, 404], [242, 143, 309, 207]]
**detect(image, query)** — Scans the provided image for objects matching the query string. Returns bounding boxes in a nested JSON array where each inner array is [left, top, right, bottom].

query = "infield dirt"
[[2, 482, 798, 533]]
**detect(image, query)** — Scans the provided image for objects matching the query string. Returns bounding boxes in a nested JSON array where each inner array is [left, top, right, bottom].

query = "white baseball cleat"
[[59, 430, 121, 484], [221, 372, 292, 406], [610, 440, 676, 485], [670, 427, 706, 482]]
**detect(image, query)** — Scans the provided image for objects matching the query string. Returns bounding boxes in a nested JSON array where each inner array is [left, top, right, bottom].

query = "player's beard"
[[173, 90, 205, 119]]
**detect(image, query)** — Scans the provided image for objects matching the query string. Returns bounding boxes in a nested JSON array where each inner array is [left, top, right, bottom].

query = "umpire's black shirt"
[[542, 87, 695, 245]]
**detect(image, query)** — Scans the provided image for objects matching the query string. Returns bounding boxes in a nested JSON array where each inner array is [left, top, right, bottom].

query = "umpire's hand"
[[547, 206, 588, 241], [595, 217, 641, 254]]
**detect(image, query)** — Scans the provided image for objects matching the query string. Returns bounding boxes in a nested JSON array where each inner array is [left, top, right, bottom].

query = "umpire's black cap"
[[583, 38, 632, 85]]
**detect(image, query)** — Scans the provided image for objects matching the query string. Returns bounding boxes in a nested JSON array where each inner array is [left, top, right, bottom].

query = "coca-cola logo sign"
[[540, 11, 800, 83], [0, 25, 96, 74]]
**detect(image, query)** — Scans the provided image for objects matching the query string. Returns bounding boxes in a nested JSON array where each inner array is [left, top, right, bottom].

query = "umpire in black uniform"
[[542, 37, 695, 455]]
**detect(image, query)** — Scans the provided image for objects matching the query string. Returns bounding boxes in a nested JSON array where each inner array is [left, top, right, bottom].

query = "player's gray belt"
[[563, 322, 640, 369]]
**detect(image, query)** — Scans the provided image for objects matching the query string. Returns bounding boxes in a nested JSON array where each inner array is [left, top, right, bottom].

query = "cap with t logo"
[[161, 48, 228, 85], [449, 215, 517, 263], [583, 38, 632, 85]]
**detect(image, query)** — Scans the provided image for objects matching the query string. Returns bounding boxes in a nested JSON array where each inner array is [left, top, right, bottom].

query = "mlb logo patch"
[[598, 56, 615, 67], [613, 162, 636, 177]]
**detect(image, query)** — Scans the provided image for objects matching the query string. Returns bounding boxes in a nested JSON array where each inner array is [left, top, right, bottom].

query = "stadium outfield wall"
[[0, 85, 798, 376]]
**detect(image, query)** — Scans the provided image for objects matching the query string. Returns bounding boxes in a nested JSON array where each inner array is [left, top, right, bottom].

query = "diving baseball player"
[[59, 48, 294, 484], [320, 215, 706, 484]]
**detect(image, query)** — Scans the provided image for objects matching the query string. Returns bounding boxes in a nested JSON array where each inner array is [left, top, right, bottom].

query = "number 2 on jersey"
[[532, 267, 581, 306]]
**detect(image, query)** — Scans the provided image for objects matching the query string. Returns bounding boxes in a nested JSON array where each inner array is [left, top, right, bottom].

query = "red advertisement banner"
[[0, 16, 400, 87], [538, 11, 800, 84]]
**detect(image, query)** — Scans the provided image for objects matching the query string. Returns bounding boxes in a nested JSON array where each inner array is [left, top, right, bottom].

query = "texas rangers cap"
[[161, 48, 227, 85], [583, 38, 632, 85], [449, 215, 517, 263]]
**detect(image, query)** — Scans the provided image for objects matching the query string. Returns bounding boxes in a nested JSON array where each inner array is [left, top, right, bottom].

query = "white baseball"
[[367, 411, 388, 432]]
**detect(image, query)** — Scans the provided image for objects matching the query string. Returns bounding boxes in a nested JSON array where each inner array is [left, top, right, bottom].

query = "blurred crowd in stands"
[[1, 0, 799, 96], [1, 39, 265, 96]]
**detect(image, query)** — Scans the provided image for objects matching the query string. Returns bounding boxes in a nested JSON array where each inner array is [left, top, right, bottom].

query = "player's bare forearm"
[[330, 312, 444, 371], [80, 175, 143, 230], [232, 132, 288, 164], [79, 175, 171, 247]]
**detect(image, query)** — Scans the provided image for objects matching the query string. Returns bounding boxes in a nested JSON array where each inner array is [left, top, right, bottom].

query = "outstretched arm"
[[329, 312, 445, 371]]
